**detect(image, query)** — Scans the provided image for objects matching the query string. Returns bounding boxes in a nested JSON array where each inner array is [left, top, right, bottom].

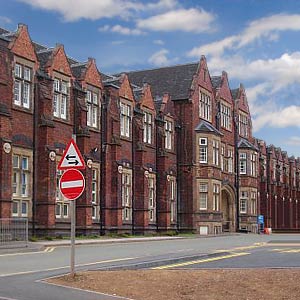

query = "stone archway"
[[221, 186, 236, 232]]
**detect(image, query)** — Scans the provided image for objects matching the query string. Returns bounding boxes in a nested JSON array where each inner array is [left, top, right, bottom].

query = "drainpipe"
[[234, 114, 240, 232]]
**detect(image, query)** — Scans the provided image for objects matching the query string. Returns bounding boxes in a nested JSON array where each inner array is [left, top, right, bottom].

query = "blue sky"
[[1, 0, 300, 156]]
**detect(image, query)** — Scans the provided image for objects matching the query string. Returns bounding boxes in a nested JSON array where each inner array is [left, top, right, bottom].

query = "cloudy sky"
[[1, 0, 300, 156]]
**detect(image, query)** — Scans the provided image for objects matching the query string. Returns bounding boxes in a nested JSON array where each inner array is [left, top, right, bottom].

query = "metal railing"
[[0, 218, 28, 248]]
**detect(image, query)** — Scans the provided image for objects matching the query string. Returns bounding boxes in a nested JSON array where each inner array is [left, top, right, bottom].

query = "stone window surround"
[[53, 71, 70, 121], [86, 84, 101, 130], [120, 98, 132, 139], [13, 57, 35, 111], [12, 147, 33, 218]]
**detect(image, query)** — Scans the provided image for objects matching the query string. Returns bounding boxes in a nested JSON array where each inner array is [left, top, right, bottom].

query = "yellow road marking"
[[276, 249, 300, 253], [44, 247, 55, 253], [214, 242, 266, 253], [151, 252, 250, 270]]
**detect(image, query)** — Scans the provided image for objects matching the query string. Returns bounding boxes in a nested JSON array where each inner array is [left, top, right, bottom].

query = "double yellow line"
[[152, 252, 250, 270], [44, 247, 55, 253]]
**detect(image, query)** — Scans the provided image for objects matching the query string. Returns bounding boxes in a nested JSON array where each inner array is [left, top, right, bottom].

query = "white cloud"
[[148, 49, 171, 66], [287, 136, 300, 146], [153, 39, 164, 45], [99, 24, 144, 35], [0, 16, 12, 24], [19, 0, 142, 21], [253, 105, 300, 132], [19, 0, 179, 21], [188, 13, 300, 57], [137, 8, 216, 33]]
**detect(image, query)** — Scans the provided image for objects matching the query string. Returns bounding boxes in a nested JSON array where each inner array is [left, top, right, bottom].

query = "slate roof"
[[231, 88, 239, 100], [195, 120, 223, 136], [36, 49, 54, 68], [211, 76, 222, 89], [71, 62, 87, 78], [121, 62, 199, 101], [0, 27, 10, 35], [101, 72, 114, 81], [238, 138, 258, 151], [33, 42, 48, 52]]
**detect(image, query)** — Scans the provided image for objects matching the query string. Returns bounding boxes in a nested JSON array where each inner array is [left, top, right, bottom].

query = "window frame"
[[13, 63, 33, 109], [143, 111, 153, 144], [199, 138, 208, 163], [199, 183, 208, 210], [53, 77, 69, 120], [120, 102, 131, 138]]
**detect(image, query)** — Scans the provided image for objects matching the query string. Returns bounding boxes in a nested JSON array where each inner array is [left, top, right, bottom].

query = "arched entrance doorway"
[[221, 186, 236, 232]]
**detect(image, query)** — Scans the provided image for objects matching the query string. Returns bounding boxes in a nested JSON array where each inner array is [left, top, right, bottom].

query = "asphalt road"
[[1, 234, 300, 300]]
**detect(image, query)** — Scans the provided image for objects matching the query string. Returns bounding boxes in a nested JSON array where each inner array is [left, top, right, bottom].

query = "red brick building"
[[0, 24, 300, 235]]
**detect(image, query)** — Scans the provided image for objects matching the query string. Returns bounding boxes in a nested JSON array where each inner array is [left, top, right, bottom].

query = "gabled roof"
[[211, 76, 222, 89], [0, 27, 10, 35], [195, 120, 223, 136], [71, 62, 87, 78], [121, 62, 199, 101], [231, 88, 239, 100], [36, 48, 54, 68], [238, 138, 258, 151]]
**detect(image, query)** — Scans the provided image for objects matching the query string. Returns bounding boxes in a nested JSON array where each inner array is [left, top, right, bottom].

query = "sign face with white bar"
[[59, 169, 85, 200], [57, 139, 85, 170]]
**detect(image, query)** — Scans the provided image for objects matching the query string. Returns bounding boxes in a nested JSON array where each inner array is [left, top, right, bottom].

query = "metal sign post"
[[57, 138, 85, 278], [70, 199, 76, 277]]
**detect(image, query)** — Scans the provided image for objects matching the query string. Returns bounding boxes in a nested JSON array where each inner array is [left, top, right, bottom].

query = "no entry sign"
[[59, 169, 85, 200]]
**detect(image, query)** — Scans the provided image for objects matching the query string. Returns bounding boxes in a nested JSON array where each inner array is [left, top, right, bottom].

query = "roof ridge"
[[71, 61, 88, 67], [37, 47, 54, 54], [124, 61, 199, 74]]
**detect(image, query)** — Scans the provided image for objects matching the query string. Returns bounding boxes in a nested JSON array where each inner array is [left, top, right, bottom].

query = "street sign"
[[57, 139, 85, 170], [59, 169, 85, 200]]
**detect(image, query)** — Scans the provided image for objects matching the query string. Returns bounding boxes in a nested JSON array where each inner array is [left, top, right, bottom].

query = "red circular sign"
[[59, 169, 85, 200]]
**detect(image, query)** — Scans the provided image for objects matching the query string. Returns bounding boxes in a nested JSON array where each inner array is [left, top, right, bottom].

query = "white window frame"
[[148, 176, 156, 222], [165, 120, 173, 150], [170, 177, 177, 223], [86, 90, 100, 128], [199, 138, 208, 163], [239, 152, 247, 175], [120, 102, 131, 138], [221, 102, 231, 130], [250, 153, 257, 177], [240, 191, 248, 214], [250, 192, 257, 215], [213, 140, 219, 166], [53, 78, 69, 120], [199, 183, 208, 210], [199, 91, 211, 122], [239, 113, 248, 137], [143, 112, 152, 144], [228, 149, 234, 173], [14, 63, 32, 109], [213, 184, 220, 211], [122, 170, 132, 221]]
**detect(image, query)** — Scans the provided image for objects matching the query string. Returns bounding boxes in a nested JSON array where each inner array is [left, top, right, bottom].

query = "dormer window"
[[143, 112, 152, 144], [14, 63, 32, 109], [53, 78, 68, 120]]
